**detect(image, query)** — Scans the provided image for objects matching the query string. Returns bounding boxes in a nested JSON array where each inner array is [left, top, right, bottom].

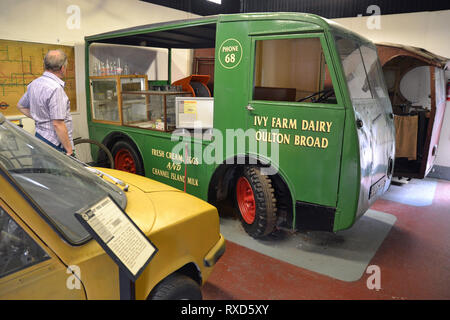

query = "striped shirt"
[[18, 71, 73, 147]]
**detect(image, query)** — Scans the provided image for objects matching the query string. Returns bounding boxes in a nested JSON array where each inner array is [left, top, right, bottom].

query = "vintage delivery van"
[[84, 13, 395, 239]]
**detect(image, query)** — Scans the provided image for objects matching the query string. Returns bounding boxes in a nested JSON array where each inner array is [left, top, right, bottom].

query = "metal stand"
[[119, 270, 136, 300]]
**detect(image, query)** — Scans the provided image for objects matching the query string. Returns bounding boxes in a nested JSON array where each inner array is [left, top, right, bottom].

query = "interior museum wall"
[[0, 0, 198, 141], [332, 10, 450, 167]]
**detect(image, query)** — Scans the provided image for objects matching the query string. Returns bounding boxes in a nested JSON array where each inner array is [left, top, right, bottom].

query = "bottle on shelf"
[[100, 61, 106, 76], [92, 62, 98, 76], [116, 58, 123, 75], [106, 59, 111, 75], [111, 60, 117, 75]]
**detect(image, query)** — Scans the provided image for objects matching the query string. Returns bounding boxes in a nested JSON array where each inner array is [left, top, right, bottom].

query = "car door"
[[0, 201, 86, 299]]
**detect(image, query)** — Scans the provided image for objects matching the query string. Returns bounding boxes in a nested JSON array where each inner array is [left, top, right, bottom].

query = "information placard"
[[75, 196, 158, 282]]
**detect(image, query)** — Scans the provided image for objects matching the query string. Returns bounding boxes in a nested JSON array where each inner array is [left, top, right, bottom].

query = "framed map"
[[0, 39, 76, 116]]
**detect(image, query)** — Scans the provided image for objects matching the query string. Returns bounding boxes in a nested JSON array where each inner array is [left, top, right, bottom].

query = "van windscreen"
[[334, 36, 388, 101]]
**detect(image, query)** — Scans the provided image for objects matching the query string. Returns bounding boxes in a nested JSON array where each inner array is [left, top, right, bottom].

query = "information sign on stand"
[[75, 196, 158, 300]]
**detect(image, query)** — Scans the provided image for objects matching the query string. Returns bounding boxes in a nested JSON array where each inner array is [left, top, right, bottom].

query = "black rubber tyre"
[[190, 81, 210, 97], [73, 138, 114, 168], [148, 273, 202, 300], [111, 140, 144, 175], [235, 166, 277, 238]]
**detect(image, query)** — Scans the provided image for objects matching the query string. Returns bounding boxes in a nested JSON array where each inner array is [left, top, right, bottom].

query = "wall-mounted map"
[[0, 39, 76, 117]]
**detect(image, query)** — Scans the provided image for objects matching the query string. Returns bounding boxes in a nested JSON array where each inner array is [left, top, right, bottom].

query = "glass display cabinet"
[[121, 90, 192, 131], [89, 75, 148, 124], [90, 75, 192, 132]]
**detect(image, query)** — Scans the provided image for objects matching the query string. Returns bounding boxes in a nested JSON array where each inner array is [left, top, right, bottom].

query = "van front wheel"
[[235, 166, 277, 238]]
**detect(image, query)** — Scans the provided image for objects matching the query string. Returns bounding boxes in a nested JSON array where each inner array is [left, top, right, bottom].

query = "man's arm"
[[17, 104, 31, 118], [52, 120, 73, 155], [17, 91, 32, 118]]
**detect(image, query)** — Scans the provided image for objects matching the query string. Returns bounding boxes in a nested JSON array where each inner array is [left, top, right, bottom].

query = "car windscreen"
[[0, 120, 126, 245]]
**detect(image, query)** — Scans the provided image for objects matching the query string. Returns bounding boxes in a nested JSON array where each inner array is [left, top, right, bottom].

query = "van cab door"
[[245, 33, 346, 208]]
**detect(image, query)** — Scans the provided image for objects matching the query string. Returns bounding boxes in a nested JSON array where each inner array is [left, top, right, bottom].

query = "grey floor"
[[220, 209, 397, 282], [381, 178, 437, 206]]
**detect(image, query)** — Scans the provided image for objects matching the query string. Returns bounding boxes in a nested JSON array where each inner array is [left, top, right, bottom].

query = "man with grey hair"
[[17, 49, 74, 156]]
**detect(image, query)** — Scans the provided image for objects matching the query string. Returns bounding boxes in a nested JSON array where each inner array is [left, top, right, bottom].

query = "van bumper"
[[204, 234, 226, 267], [295, 201, 336, 232]]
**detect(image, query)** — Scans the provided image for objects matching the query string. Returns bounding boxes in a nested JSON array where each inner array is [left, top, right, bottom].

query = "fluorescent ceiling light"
[[207, 0, 222, 4]]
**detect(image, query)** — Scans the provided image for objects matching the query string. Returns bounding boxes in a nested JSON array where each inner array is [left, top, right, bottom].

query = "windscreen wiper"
[[69, 155, 129, 192]]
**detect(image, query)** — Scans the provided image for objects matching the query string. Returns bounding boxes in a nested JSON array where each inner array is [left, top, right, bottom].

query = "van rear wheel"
[[235, 166, 277, 238]]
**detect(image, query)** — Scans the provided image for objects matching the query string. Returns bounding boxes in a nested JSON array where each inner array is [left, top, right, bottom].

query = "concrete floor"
[[202, 178, 450, 300]]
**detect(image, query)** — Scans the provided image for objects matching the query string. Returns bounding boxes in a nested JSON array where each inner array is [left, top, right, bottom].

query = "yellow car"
[[0, 113, 225, 300]]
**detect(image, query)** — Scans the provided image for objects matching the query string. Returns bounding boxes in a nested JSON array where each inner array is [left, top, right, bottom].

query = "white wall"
[[332, 10, 450, 167], [0, 0, 197, 140]]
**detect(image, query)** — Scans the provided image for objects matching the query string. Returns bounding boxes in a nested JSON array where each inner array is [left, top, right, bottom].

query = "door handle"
[[246, 105, 255, 111]]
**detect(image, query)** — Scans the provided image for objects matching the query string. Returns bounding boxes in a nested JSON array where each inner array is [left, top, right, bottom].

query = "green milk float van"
[[85, 13, 395, 238]]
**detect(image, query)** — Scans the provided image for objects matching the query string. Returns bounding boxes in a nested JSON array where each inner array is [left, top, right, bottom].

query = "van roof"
[[85, 12, 366, 48], [376, 42, 448, 68]]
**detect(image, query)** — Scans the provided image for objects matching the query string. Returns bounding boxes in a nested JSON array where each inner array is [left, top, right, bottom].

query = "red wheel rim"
[[236, 177, 256, 224], [114, 149, 136, 173]]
